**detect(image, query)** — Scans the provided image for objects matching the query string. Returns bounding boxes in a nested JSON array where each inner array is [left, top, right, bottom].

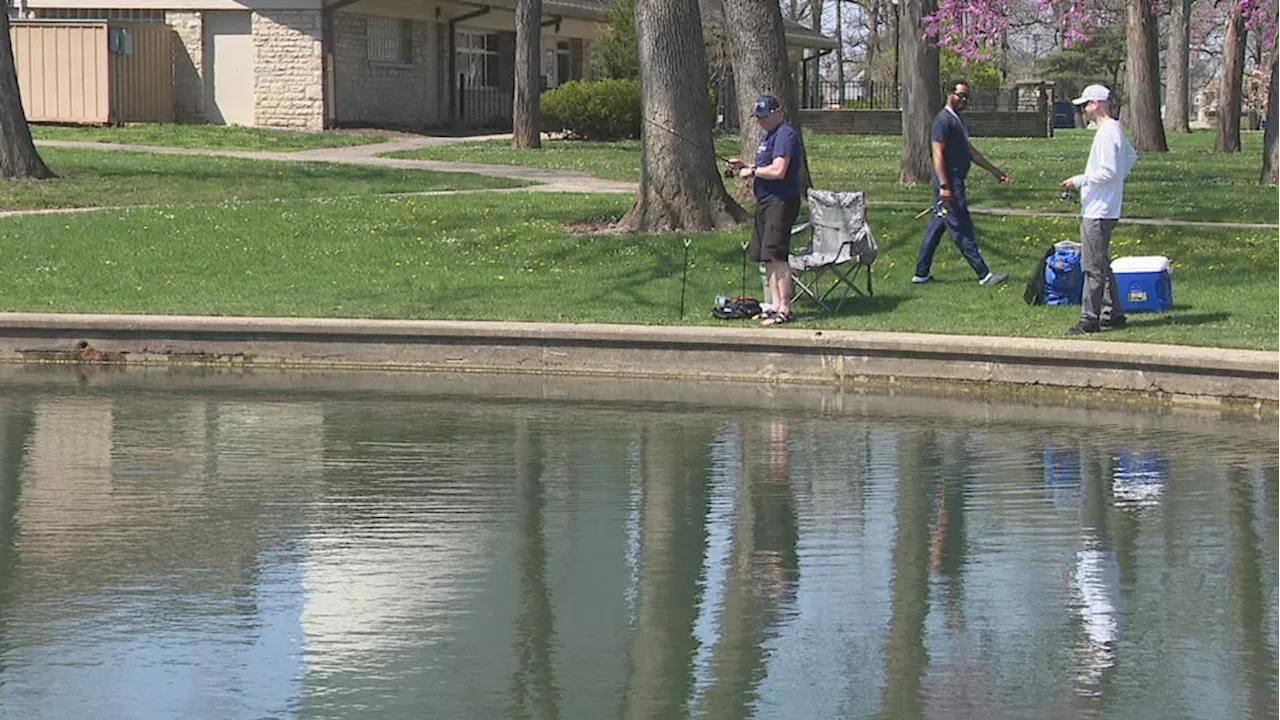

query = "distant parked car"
[[1052, 101, 1077, 129]]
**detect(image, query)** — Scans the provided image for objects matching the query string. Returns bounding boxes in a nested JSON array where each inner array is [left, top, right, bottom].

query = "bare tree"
[[622, 0, 746, 230], [1164, 0, 1192, 133], [1125, 0, 1168, 151], [1215, 2, 1247, 152], [721, 0, 810, 198], [0, 11, 54, 179], [898, 0, 940, 183], [513, 0, 543, 148]]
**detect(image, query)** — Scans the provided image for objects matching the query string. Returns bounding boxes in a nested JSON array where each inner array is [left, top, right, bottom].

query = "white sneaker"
[[979, 272, 1009, 286], [911, 275, 933, 284]]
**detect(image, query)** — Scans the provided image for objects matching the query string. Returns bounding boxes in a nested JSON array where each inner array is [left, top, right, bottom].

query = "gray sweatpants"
[[1080, 218, 1123, 324]]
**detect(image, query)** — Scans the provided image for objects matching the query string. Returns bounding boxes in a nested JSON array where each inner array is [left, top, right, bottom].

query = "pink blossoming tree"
[[923, 0, 1277, 179]]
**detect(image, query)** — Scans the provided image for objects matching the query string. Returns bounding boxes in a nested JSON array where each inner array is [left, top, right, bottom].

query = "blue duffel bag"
[[1043, 241, 1083, 306]]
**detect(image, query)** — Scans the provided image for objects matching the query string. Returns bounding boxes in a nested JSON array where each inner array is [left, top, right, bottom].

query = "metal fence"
[[801, 81, 1021, 113], [457, 74, 512, 130], [804, 80, 901, 109]]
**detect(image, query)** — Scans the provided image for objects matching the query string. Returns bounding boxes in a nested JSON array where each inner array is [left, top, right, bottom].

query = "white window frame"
[[456, 30, 499, 89], [367, 16, 412, 65]]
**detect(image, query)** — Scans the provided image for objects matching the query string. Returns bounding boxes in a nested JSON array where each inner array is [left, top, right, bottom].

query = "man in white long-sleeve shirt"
[[1061, 84, 1138, 336]]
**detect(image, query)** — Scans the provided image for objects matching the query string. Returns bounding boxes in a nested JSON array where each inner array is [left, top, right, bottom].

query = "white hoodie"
[[1070, 117, 1138, 219]]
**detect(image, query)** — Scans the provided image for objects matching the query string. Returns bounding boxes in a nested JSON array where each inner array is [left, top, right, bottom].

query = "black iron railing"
[[457, 74, 513, 130], [801, 81, 1022, 113]]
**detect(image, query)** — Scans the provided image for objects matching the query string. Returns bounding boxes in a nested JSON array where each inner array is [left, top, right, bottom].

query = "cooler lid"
[[1111, 255, 1171, 274]]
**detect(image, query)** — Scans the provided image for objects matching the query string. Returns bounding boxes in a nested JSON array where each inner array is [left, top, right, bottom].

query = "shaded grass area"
[[0, 193, 1272, 349], [384, 130, 1277, 224], [383, 138, 656, 182], [31, 123, 390, 151], [0, 148, 526, 210]]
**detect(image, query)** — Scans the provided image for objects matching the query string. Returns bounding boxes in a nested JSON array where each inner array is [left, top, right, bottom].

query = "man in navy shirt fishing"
[[912, 81, 1012, 287], [727, 95, 805, 326]]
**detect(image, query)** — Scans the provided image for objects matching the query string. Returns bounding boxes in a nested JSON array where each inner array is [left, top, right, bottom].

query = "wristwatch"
[[939, 182, 950, 190], [750, 167, 757, 177]]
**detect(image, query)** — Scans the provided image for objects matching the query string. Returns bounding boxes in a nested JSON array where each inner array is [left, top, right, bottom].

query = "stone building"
[[17, 0, 608, 130], [17, 0, 836, 132]]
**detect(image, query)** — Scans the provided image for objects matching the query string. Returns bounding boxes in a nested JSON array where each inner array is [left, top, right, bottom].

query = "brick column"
[[167, 11, 204, 123], [253, 10, 324, 130]]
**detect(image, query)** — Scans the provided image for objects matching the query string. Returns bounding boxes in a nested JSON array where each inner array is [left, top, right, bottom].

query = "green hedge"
[[541, 79, 641, 140]]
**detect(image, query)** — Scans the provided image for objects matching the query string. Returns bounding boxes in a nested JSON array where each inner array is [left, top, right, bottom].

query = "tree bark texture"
[[898, 0, 940, 184], [1125, 0, 1168, 152], [513, 0, 543, 148], [1215, 4, 1246, 153], [623, 0, 745, 231], [1262, 59, 1278, 184], [1163, 0, 1191, 133], [0, 12, 54, 179], [721, 0, 810, 200]]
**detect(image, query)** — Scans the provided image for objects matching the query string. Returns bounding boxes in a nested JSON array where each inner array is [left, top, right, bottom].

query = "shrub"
[[541, 79, 641, 140]]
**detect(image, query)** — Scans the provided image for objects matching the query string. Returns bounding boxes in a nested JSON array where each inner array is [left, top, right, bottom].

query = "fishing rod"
[[641, 116, 737, 177]]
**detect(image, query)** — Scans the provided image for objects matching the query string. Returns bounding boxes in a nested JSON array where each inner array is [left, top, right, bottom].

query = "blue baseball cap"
[[752, 95, 781, 117]]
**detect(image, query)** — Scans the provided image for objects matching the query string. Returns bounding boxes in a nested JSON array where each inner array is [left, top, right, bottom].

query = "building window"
[[457, 30, 499, 89], [36, 8, 165, 23], [367, 16, 412, 64], [556, 40, 571, 85]]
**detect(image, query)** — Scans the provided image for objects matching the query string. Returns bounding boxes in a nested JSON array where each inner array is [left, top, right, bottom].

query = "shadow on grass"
[[1129, 311, 1231, 328], [793, 293, 906, 322]]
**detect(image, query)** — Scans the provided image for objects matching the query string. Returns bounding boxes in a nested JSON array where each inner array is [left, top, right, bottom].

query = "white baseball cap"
[[1072, 84, 1111, 105]]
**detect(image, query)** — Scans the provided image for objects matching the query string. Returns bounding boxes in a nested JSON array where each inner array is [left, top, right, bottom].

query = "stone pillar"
[[253, 10, 324, 130], [167, 11, 205, 123]]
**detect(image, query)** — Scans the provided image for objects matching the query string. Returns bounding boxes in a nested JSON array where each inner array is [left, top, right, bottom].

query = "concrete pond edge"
[[0, 312, 1272, 411]]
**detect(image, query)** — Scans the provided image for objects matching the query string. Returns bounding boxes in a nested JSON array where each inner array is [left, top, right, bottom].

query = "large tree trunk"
[[622, 0, 745, 231], [898, 0, 939, 184], [513, 0, 542, 148], [1125, 0, 1168, 152], [1215, 3, 1247, 153], [1262, 58, 1278, 183], [1163, 0, 1192, 133], [0, 12, 54, 179], [721, 0, 811, 200]]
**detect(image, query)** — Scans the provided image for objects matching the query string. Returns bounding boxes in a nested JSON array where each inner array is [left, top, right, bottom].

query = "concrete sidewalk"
[[1, 312, 1274, 406], [34, 136, 635, 194]]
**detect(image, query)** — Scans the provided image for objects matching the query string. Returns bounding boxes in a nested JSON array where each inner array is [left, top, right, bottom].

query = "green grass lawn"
[[0, 193, 1272, 349], [0, 148, 526, 210], [384, 130, 1278, 224], [31, 123, 391, 151]]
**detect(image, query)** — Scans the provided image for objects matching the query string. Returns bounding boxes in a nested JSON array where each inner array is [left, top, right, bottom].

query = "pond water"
[[0, 369, 1274, 720]]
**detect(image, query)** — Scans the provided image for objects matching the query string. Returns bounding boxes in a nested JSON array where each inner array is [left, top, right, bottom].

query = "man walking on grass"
[[1060, 84, 1137, 336], [912, 81, 1013, 288]]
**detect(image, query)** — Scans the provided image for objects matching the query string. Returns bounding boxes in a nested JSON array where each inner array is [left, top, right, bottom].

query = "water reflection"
[[0, 370, 1273, 720]]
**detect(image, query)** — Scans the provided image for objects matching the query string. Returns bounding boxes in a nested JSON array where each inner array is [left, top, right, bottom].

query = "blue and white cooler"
[[1110, 255, 1173, 312]]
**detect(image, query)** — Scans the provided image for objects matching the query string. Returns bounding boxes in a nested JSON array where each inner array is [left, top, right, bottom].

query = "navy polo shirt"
[[753, 121, 803, 204], [931, 108, 972, 180]]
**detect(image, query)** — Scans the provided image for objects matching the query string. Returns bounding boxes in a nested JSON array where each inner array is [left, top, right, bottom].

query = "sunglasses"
[[953, 91, 971, 99]]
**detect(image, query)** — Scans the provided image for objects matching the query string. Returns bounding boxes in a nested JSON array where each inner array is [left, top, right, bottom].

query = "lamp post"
[[836, 0, 845, 106], [892, 0, 900, 108]]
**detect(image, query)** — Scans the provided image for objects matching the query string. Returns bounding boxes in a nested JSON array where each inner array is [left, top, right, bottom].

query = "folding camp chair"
[[788, 189, 878, 314]]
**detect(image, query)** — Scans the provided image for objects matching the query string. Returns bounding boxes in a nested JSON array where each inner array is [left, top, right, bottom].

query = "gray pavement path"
[[34, 136, 635, 194]]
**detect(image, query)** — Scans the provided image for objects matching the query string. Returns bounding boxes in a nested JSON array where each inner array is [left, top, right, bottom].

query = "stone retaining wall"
[[0, 315, 1273, 407]]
